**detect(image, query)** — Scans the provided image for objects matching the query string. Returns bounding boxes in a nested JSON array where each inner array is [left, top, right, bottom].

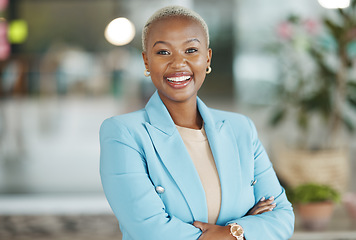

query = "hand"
[[193, 221, 236, 240], [246, 196, 276, 215]]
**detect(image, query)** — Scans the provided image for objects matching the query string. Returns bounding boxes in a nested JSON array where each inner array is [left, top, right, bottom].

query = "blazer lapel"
[[144, 92, 208, 222], [197, 98, 243, 225]]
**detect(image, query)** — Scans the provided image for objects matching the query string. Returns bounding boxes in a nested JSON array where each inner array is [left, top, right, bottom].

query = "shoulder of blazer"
[[99, 108, 149, 153], [99, 107, 146, 132]]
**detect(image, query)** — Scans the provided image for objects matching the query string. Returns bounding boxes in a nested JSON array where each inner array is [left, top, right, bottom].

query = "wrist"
[[228, 223, 244, 240], [223, 225, 236, 240]]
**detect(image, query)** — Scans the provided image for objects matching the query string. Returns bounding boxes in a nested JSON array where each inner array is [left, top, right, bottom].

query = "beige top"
[[176, 125, 222, 224]]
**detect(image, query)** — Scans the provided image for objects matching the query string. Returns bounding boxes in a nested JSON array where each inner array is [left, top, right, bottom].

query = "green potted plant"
[[288, 183, 341, 231], [268, 1, 356, 193]]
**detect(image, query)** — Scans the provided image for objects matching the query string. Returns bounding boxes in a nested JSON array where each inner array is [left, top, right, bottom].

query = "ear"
[[207, 48, 212, 67], [142, 51, 149, 70]]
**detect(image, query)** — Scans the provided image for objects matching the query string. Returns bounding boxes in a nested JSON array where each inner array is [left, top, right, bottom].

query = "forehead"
[[147, 16, 207, 45]]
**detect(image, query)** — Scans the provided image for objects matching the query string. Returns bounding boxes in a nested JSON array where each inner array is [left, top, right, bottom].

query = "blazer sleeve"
[[99, 118, 201, 240], [226, 118, 295, 239]]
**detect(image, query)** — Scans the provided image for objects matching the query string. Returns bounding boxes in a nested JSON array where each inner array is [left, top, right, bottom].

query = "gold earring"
[[206, 66, 212, 74], [144, 69, 150, 77]]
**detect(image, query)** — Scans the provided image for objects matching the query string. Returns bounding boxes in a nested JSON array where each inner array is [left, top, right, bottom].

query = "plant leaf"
[[323, 18, 344, 38], [347, 82, 356, 111], [347, 94, 356, 110], [297, 110, 308, 131], [287, 14, 300, 24], [292, 183, 340, 204], [337, 8, 353, 26], [269, 108, 286, 127], [300, 89, 332, 116], [347, 81, 356, 92], [342, 114, 355, 132], [308, 47, 337, 81]]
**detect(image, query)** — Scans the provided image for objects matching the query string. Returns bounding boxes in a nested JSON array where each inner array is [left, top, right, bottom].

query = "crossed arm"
[[194, 197, 277, 240]]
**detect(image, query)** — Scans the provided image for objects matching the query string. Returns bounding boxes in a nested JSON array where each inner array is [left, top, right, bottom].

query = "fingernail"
[[272, 203, 276, 206], [260, 197, 265, 201], [269, 196, 274, 200], [270, 207, 274, 211]]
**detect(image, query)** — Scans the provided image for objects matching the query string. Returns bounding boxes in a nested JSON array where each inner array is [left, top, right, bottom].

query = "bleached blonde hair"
[[142, 5, 209, 52]]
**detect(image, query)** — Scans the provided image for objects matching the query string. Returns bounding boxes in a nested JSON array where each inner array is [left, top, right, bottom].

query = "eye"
[[186, 48, 198, 54], [157, 50, 170, 55]]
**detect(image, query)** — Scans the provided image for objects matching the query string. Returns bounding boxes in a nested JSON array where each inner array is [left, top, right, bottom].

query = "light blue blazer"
[[100, 91, 294, 240]]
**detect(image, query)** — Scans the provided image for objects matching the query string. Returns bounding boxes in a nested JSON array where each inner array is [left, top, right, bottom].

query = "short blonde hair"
[[142, 5, 209, 52]]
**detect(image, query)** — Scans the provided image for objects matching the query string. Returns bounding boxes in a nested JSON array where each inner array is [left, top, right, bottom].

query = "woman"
[[100, 6, 294, 240]]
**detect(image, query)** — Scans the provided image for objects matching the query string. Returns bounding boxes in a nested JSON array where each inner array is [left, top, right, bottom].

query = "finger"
[[259, 196, 274, 202], [248, 204, 265, 215], [257, 209, 272, 214], [259, 196, 275, 206], [248, 209, 259, 215], [268, 196, 274, 202], [255, 201, 272, 207], [193, 221, 202, 228], [259, 204, 276, 214], [254, 203, 277, 214], [254, 200, 274, 208], [260, 202, 276, 210], [247, 197, 277, 216], [193, 221, 206, 231]]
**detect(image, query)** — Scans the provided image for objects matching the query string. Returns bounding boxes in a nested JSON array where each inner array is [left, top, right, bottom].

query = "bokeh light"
[[8, 19, 28, 44], [317, 0, 350, 9], [104, 17, 135, 46]]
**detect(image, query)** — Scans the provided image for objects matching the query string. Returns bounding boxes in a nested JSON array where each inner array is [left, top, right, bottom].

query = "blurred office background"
[[0, 0, 356, 239]]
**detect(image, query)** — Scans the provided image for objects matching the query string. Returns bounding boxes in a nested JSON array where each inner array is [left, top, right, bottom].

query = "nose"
[[170, 53, 187, 69]]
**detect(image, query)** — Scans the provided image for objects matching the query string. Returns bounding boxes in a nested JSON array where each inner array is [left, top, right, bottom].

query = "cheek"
[[192, 58, 207, 86], [149, 58, 167, 75], [192, 56, 208, 72]]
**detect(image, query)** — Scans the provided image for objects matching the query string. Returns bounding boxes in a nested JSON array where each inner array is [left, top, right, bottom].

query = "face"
[[142, 17, 212, 106]]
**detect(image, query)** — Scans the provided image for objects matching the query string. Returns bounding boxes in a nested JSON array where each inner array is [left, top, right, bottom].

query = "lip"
[[165, 72, 192, 78], [164, 72, 193, 89]]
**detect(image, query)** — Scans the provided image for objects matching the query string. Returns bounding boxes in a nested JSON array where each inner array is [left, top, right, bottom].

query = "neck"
[[162, 96, 203, 130]]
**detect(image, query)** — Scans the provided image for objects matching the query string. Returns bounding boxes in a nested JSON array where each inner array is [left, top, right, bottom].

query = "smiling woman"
[[142, 16, 212, 122], [100, 5, 294, 240]]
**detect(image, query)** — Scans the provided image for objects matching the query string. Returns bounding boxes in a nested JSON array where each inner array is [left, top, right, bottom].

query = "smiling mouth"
[[164, 74, 193, 89], [166, 75, 191, 83]]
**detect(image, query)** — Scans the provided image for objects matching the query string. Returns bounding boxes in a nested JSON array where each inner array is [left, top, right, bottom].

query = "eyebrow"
[[152, 38, 201, 48], [185, 38, 201, 44]]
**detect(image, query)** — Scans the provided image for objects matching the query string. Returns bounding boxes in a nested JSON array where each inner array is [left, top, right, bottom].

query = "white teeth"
[[167, 76, 191, 82]]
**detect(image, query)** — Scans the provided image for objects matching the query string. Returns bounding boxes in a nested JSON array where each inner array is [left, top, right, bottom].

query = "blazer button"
[[251, 179, 257, 186], [155, 186, 165, 194]]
